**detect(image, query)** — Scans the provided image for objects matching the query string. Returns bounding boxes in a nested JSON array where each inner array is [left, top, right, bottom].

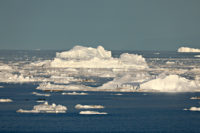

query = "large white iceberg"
[[140, 75, 200, 92], [178, 47, 200, 52], [17, 102, 67, 113], [50, 45, 148, 69]]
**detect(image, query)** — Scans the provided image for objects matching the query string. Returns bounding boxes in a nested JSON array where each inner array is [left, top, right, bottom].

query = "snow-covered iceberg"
[[79, 111, 108, 115], [75, 104, 104, 109], [178, 47, 200, 53], [17, 102, 67, 113], [50, 45, 148, 69], [140, 75, 200, 92], [0, 98, 12, 102]]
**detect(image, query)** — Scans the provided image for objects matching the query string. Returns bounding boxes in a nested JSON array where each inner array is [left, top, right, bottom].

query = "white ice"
[[17, 102, 67, 113], [62, 92, 88, 95], [50, 45, 148, 69], [190, 96, 200, 100], [184, 107, 200, 111], [140, 74, 200, 92], [32, 92, 50, 97], [75, 104, 104, 109], [194, 55, 200, 58], [178, 47, 200, 52], [79, 111, 108, 115], [0, 98, 12, 102]]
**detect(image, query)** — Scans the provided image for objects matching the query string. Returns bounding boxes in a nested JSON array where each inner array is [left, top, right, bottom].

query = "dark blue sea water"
[[0, 50, 200, 133], [0, 83, 200, 133]]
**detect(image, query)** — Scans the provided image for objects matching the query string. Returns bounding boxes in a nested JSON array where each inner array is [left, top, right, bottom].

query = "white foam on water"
[[62, 92, 88, 95], [32, 92, 50, 97]]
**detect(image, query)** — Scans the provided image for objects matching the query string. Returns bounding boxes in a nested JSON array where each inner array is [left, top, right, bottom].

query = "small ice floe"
[[184, 107, 200, 111], [153, 52, 160, 55], [79, 111, 108, 115], [62, 92, 88, 95], [194, 55, 200, 58], [17, 102, 67, 113], [113, 93, 123, 96], [0, 86, 3, 88], [32, 92, 50, 97], [166, 61, 175, 65], [75, 104, 104, 109], [190, 96, 200, 100], [0, 98, 12, 102]]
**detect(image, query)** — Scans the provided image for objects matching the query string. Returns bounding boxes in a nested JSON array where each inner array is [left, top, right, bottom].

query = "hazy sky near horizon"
[[0, 0, 200, 50]]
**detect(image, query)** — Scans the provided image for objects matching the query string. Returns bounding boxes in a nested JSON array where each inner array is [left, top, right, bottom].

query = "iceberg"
[[75, 104, 104, 109], [79, 111, 108, 115], [178, 47, 200, 53], [17, 102, 67, 113], [0, 63, 13, 71], [190, 96, 200, 100], [50, 45, 148, 69], [140, 75, 200, 92], [0, 98, 12, 102]]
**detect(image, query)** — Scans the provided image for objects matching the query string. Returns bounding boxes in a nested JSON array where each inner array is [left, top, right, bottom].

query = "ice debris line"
[[50, 45, 148, 69], [178, 47, 200, 53], [17, 102, 67, 113]]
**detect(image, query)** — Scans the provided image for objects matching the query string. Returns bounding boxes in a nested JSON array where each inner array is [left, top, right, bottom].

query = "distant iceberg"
[[79, 111, 108, 115], [50, 45, 148, 69], [0, 98, 12, 102], [17, 102, 67, 113], [178, 47, 200, 52], [75, 104, 104, 109], [140, 74, 200, 92]]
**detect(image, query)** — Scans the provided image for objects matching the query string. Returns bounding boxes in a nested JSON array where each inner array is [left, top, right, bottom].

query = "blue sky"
[[0, 0, 200, 50]]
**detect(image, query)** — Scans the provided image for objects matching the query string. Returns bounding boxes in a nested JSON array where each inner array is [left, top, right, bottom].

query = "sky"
[[0, 0, 200, 50]]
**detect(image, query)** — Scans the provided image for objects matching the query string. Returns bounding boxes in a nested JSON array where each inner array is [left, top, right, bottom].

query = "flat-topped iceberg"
[[50, 45, 148, 69], [79, 111, 108, 115], [17, 102, 67, 113], [140, 75, 200, 92], [75, 104, 104, 109], [178, 47, 200, 52]]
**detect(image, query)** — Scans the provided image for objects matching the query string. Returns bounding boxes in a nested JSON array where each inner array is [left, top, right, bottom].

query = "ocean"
[[0, 49, 200, 133]]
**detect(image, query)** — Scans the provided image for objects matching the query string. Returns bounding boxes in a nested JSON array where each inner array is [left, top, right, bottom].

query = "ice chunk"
[[190, 96, 200, 100], [75, 104, 104, 109], [194, 55, 200, 58], [178, 47, 200, 52], [62, 92, 88, 95], [17, 102, 67, 113], [32, 92, 50, 97], [184, 107, 200, 111], [79, 111, 108, 115], [140, 75, 200, 92], [0, 98, 12, 102], [50, 45, 148, 69]]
